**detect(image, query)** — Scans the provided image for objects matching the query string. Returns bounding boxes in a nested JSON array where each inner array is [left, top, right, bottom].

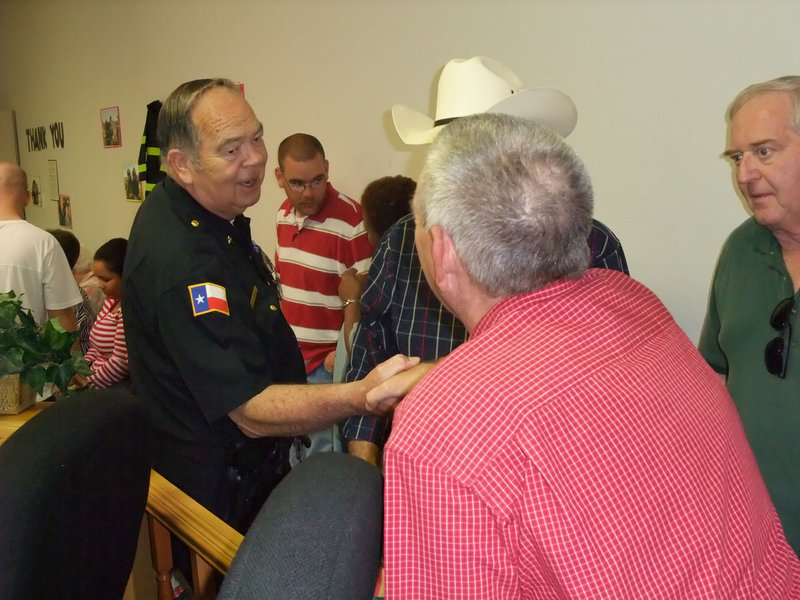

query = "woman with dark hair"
[[360, 175, 416, 246], [333, 175, 417, 383], [79, 237, 129, 388]]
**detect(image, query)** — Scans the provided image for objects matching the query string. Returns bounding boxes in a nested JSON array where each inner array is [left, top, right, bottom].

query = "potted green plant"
[[0, 290, 92, 413]]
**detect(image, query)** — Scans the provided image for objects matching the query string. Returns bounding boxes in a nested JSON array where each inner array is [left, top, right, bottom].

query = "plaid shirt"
[[384, 270, 800, 599], [342, 214, 629, 443]]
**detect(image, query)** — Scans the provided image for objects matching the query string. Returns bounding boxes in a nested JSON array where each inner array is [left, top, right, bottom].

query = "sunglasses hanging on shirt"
[[765, 296, 794, 378]]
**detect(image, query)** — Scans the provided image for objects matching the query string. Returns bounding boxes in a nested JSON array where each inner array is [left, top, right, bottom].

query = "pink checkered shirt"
[[384, 269, 800, 599]]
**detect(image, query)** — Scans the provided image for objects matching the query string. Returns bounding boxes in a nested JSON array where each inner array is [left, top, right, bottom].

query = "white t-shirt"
[[0, 219, 82, 324]]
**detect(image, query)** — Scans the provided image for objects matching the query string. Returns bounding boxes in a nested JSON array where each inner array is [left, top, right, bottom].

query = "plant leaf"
[[0, 348, 24, 376], [52, 363, 75, 395], [21, 365, 47, 396], [70, 352, 94, 376]]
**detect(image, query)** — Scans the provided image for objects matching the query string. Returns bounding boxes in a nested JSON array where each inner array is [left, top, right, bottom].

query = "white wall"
[[1, 0, 797, 342]]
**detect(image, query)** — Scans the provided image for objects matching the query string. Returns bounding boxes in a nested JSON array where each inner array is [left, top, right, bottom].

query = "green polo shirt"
[[699, 217, 800, 552]]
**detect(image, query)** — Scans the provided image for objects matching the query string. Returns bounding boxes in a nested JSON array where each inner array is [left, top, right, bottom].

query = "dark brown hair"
[[361, 175, 416, 240], [94, 237, 128, 276]]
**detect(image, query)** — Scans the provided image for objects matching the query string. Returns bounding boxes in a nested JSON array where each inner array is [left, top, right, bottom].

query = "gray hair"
[[157, 78, 241, 165], [728, 76, 800, 132], [415, 113, 593, 296]]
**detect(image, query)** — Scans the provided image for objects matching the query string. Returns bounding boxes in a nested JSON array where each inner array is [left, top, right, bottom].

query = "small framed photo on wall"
[[123, 162, 142, 201], [47, 159, 59, 202], [30, 176, 42, 206], [58, 194, 73, 229], [100, 106, 122, 148]]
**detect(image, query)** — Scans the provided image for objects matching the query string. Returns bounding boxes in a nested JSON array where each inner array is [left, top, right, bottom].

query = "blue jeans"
[[290, 361, 343, 466]]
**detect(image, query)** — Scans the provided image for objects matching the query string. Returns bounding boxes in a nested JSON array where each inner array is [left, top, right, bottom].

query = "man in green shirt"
[[700, 75, 800, 553]]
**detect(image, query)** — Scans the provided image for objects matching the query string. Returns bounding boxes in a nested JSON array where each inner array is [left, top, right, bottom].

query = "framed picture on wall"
[[123, 162, 142, 201], [30, 176, 42, 206], [58, 194, 72, 229], [100, 106, 122, 148], [47, 159, 59, 202]]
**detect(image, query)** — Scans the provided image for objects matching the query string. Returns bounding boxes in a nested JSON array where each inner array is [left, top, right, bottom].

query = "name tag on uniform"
[[188, 282, 230, 317]]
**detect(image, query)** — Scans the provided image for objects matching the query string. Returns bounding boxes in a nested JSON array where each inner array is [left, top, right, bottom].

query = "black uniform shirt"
[[123, 177, 306, 514]]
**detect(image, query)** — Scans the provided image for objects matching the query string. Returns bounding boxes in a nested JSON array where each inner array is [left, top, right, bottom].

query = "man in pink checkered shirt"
[[374, 113, 800, 599]]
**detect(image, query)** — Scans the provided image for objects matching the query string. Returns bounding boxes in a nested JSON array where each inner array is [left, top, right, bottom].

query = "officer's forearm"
[[228, 354, 419, 438], [229, 381, 368, 438]]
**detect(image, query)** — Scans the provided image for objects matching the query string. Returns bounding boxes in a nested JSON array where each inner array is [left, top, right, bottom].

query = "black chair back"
[[219, 452, 383, 600], [0, 389, 152, 600]]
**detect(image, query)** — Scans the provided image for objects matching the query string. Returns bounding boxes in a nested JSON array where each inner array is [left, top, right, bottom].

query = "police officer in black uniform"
[[123, 78, 416, 532]]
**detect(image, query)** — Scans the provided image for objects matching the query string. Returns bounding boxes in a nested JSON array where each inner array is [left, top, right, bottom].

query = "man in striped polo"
[[274, 134, 373, 459]]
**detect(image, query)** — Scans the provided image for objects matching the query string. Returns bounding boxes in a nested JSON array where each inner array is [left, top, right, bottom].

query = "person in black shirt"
[[123, 78, 416, 530]]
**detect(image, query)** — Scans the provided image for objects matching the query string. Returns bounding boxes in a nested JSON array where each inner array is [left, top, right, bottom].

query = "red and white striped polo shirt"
[[275, 183, 372, 374]]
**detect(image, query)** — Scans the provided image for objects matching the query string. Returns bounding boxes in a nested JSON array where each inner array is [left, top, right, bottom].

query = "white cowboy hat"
[[392, 56, 578, 145]]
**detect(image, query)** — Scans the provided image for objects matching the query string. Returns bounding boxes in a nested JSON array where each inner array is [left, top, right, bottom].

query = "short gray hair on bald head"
[[157, 78, 241, 166], [415, 112, 593, 296], [728, 76, 800, 133]]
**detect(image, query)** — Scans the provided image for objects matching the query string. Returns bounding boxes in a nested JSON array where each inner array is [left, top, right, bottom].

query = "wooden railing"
[[146, 470, 244, 600]]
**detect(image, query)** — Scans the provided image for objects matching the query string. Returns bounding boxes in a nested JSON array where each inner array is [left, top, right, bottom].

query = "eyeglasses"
[[285, 174, 326, 193], [765, 296, 794, 378]]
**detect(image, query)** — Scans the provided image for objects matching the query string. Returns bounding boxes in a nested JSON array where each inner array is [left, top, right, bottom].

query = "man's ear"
[[167, 148, 194, 187], [430, 225, 461, 293], [274, 166, 285, 189]]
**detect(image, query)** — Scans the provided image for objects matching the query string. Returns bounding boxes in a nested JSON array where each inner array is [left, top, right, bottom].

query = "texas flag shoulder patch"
[[188, 282, 230, 317]]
